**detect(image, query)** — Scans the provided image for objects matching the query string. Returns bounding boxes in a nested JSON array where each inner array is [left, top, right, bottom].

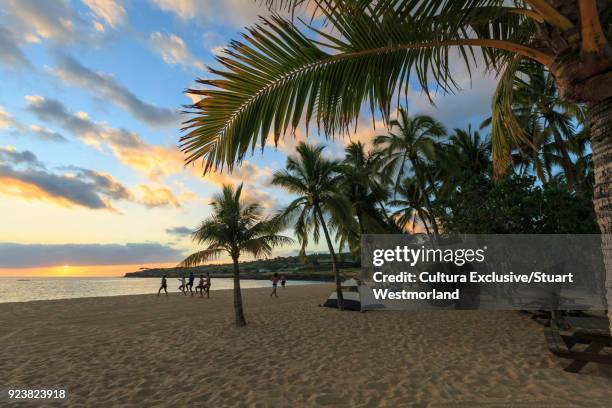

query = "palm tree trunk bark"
[[589, 97, 612, 333], [315, 204, 344, 310], [232, 254, 247, 327]]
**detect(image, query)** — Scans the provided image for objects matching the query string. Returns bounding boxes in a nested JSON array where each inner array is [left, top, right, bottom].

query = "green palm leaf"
[[181, 1, 549, 171]]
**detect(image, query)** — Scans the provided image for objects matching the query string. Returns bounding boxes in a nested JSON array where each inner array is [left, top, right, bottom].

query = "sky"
[[0, 0, 498, 276]]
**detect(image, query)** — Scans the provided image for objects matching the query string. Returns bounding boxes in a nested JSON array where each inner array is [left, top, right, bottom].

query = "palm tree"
[[340, 141, 391, 234], [374, 108, 446, 235], [180, 1, 612, 329], [179, 184, 293, 327], [271, 142, 352, 309], [434, 126, 492, 198], [490, 59, 585, 188], [568, 127, 594, 192], [390, 178, 434, 239]]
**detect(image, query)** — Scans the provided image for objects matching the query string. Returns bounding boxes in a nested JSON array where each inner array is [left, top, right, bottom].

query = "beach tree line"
[[181, 105, 595, 325], [178, 1, 610, 327]]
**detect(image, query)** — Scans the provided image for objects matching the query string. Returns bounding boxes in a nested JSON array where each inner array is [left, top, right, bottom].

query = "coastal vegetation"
[[126, 254, 360, 279], [178, 1, 610, 326]]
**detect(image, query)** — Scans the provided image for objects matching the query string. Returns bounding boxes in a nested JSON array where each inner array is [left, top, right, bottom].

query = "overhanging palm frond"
[[182, 1, 551, 172], [179, 248, 225, 267]]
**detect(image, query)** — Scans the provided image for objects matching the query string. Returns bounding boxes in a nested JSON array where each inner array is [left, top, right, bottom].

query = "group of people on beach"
[[157, 271, 211, 298], [156, 271, 287, 297]]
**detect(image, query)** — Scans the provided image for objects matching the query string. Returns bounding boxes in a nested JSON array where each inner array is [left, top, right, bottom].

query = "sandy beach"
[[1, 284, 611, 407]]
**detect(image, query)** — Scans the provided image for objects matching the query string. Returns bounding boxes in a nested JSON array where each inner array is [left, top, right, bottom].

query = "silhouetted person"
[[178, 276, 187, 295], [157, 275, 168, 296], [270, 273, 279, 298], [281, 275, 287, 288], [204, 272, 211, 298], [187, 272, 195, 296], [196, 275, 205, 297]]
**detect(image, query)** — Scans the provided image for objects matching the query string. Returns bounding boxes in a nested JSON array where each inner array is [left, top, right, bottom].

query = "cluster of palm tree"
[[181, 97, 590, 325], [179, 1, 612, 328]]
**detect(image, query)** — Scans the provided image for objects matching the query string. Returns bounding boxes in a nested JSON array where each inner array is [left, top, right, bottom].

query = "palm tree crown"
[[182, 184, 292, 266], [180, 184, 292, 326], [374, 108, 446, 191]]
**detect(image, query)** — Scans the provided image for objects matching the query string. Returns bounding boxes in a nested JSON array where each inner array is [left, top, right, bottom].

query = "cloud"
[[149, 32, 205, 71], [2, 0, 80, 44], [0, 242, 184, 268], [0, 147, 131, 211], [150, 0, 262, 27], [0, 106, 16, 129], [185, 92, 202, 104], [0, 146, 190, 210], [201, 161, 273, 189], [0, 146, 43, 167], [341, 119, 388, 150], [166, 226, 193, 237], [267, 127, 347, 159], [28, 124, 68, 143], [53, 53, 179, 128], [81, 0, 126, 29], [25, 95, 183, 179], [202, 31, 226, 54], [135, 184, 182, 208], [1, 105, 67, 142], [242, 188, 280, 212], [0, 27, 31, 69]]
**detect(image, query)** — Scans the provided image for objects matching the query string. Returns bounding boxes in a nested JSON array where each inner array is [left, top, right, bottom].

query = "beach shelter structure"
[[322, 278, 362, 311]]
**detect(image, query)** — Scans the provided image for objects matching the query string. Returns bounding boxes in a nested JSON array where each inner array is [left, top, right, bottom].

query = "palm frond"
[[181, 1, 549, 171], [179, 248, 225, 267]]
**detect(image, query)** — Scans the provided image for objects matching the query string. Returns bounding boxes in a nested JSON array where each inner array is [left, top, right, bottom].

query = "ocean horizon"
[[0, 277, 323, 304]]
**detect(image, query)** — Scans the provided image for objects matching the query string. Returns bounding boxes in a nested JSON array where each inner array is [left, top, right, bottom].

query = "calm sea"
[[0, 277, 322, 304]]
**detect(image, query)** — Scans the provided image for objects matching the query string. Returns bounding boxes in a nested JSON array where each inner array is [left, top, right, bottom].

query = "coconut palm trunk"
[[232, 254, 247, 327], [315, 204, 344, 310], [589, 97, 612, 327]]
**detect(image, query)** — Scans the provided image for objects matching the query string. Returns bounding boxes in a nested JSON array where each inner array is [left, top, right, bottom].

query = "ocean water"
[[0, 277, 322, 304]]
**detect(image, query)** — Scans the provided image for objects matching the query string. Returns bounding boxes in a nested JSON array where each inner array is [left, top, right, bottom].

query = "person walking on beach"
[[281, 274, 287, 288], [204, 272, 211, 298], [157, 275, 168, 296], [178, 275, 187, 295], [270, 272, 279, 298], [196, 275, 205, 297], [187, 272, 195, 296]]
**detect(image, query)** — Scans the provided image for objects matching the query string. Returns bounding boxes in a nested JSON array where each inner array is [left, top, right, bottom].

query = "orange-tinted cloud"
[[82, 0, 126, 29], [135, 184, 182, 208], [25, 95, 184, 180], [0, 147, 131, 211], [199, 160, 273, 188], [0, 146, 191, 211]]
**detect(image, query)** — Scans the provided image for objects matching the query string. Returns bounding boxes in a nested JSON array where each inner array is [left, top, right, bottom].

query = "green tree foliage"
[[432, 173, 599, 234]]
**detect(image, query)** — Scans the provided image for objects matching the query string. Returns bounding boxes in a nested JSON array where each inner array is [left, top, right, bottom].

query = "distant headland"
[[124, 254, 360, 281]]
